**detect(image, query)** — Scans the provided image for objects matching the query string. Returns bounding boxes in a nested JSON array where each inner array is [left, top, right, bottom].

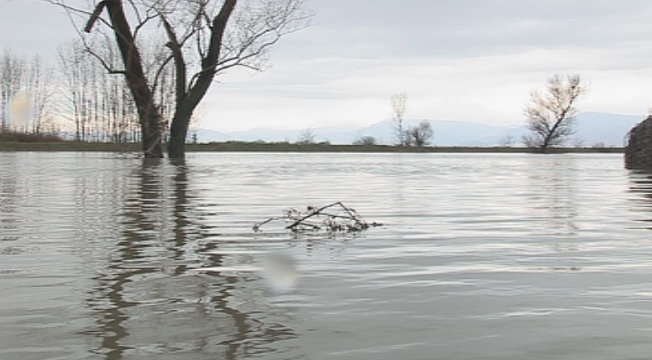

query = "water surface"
[[1, 152, 652, 360]]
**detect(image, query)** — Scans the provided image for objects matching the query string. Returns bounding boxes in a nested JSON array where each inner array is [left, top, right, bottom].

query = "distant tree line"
[[0, 46, 142, 142], [0, 51, 55, 135], [0, 39, 202, 144]]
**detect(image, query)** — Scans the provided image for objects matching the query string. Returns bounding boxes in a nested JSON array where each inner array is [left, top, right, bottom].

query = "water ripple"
[[2, 152, 652, 359]]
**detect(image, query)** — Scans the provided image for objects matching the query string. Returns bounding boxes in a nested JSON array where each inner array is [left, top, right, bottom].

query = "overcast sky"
[[2, 0, 652, 131]]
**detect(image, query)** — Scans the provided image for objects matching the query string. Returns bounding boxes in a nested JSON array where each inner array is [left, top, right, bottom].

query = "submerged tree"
[[523, 74, 586, 153], [49, 0, 311, 158]]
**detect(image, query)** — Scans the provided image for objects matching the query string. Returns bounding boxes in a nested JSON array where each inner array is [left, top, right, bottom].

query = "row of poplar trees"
[[1, 0, 310, 158], [1, 45, 159, 143]]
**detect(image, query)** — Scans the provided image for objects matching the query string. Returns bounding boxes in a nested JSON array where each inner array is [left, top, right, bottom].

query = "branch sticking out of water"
[[253, 202, 382, 234]]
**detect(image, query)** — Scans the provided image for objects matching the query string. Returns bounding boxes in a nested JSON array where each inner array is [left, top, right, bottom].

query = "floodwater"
[[1, 152, 652, 360]]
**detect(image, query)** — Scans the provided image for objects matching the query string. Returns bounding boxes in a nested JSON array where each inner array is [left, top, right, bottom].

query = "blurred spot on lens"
[[262, 252, 298, 292]]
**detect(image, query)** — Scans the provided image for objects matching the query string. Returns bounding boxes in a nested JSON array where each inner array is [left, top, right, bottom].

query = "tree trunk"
[[139, 105, 163, 158], [167, 105, 193, 158], [540, 137, 552, 154], [166, 0, 237, 159], [98, 0, 163, 158]]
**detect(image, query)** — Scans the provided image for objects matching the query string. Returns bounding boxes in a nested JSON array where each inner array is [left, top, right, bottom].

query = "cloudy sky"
[[2, 0, 652, 131]]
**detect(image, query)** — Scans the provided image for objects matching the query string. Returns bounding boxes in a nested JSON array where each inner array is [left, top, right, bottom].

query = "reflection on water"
[[525, 156, 579, 236], [72, 159, 298, 360], [627, 170, 652, 229], [2, 152, 652, 360]]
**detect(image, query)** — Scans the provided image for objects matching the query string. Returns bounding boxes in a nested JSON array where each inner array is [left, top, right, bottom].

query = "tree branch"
[[253, 202, 381, 234], [84, 1, 107, 33], [161, 14, 188, 103]]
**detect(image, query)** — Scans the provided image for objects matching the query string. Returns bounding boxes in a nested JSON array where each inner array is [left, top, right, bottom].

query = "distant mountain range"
[[194, 112, 645, 147]]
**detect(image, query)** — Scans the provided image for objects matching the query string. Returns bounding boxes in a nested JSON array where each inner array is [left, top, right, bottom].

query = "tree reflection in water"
[[627, 170, 652, 229], [526, 155, 579, 236], [80, 159, 297, 360]]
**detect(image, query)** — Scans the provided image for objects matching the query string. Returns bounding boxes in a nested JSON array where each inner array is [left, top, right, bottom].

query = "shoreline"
[[0, 141, 624, 154]]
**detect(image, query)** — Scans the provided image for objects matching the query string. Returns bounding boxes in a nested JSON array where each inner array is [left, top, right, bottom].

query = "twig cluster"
[[253, 202, 381, 234]]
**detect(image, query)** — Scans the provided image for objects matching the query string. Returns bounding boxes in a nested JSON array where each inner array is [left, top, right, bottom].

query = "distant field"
[[0, 140, 624, 153]]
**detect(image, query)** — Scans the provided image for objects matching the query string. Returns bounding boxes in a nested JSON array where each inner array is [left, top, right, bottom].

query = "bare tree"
[[59, 40, 148, 142], [58, 43, 93, 141], [296, 127, 316, 145], [27, 56, 56, 134], [523, 74, 586, 153], [391, 92, 407, 146], [0, 50, 24, 132], [353, 135, 376, 146], [49, 0, 311, 158], [405, 120, 434, 147], [572, 138, 586, 148], [498, 134, 516, 147]]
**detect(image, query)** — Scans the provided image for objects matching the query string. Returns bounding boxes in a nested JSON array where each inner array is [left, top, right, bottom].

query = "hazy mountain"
[[354, 119, 519, 146], [195, 126, 358, 144], [194, 128, 230, 142], [195, 112, 644, 147], [574, 112, 641, 147]]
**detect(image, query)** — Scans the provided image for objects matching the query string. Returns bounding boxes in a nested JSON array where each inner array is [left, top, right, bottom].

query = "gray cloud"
[[287, 0, 652, 61], [3, 0, 652, 131], [0, 1, 76, 57]]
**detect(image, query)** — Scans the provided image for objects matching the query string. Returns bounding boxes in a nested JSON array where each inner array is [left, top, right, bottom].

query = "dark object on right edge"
[[625, 115, 652, 169]]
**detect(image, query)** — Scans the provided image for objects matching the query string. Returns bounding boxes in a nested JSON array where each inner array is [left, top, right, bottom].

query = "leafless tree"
[[405, 120, 434, 147], [571, 138, 586, 148], [498, 134, 516, 147], [523, 74, 586, 153], [353, 135, 376, 146], [0, 50, 24, 132], [58, 43, 92, 141], [391, 92, 407, 146], [49, 0, 311, 158], [296, 127, 316, 145], [59, 40, 144, 142], [26, 57, 57, 134]]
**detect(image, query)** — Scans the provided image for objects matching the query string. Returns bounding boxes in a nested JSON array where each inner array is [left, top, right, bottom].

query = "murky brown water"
[[1, 152, 652, 360]]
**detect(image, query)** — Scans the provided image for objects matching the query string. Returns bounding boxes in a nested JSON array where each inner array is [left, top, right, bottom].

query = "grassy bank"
[[0, 139, 624, 153]]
